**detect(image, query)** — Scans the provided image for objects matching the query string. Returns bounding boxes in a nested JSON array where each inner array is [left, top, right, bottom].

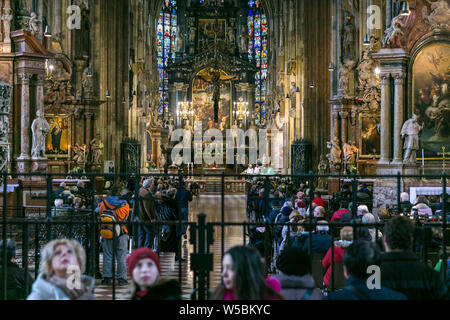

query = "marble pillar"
[[340, 111, 349, 144], [36, 75, 44, 113], [173, 82, 185, 127], [392, 72, 406, 164], [85, 112, 93, 151], [17, 73, 32, 173], [379, 73, 391, 164], [168, 84, 178, 122], [74, 59, 86, 99], [150, 128, 161, 168]]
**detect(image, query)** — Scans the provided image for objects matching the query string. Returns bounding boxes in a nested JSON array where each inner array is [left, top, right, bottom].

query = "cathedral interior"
[[0, 0, 449, 301], [0, 0, 447, 208]]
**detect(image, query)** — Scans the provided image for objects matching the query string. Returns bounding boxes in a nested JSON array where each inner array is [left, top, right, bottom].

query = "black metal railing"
[[0, 171, 449, 300]]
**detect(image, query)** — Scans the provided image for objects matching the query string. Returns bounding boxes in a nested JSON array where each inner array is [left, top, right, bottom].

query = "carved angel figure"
[[73, 144, 88, 165], [327, 137, 342, 169], [382, 14, 406, 48], [28, 12, 41, 37]]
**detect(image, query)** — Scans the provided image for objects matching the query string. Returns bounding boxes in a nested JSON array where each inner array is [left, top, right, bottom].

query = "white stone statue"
[[327, 137, 342, 169], [2, 7, 13, 44], [82, 65, 94, 98], [31, 110, 50, 159], [28, 12, 41, 37], [73, 144, 88, 165], [90, 135, 104, 164], [342, 141, 358, 173], [382, 14, 406, 48], [228, 27, 235, 45], [401, 114, 423, 163], [159, 152, 166, 169], [239, 31, 248, 53]]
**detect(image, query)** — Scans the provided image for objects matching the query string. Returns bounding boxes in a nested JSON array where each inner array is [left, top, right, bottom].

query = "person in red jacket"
[[322, 227, 353, 288]]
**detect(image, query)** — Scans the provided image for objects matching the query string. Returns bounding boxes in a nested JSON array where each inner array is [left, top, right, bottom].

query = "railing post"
[[397, 172, 401, 215], [197, 214, 207, 300], [2, 170, 7, 300], [221, 172, 225, 259], [46, 174, 53, 241], [442, 172, 447, 282], [264, 176, 270, 219], [89, 174, 97, 276], [351, 175, 358, 219]]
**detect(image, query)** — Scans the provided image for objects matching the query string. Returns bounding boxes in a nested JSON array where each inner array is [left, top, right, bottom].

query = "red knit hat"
[[312, 197, 325, 208], [297, 201, 306, 208], [127, 248, 161, 276]]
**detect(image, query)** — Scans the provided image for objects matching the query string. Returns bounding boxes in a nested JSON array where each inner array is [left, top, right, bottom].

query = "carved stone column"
[[379, 73, 391, 164], [168, 83, 178, 122], [340, 111, 349, 144], [392, 72, 406, 164], [173, 82, 185, 127], [150, 128, 161, 168], [246, 84, 255, 125], [17, 73, 32, 173], [74, 58, 86, 100], [36, 75, 45, 113], [85, 112, 93, 152]]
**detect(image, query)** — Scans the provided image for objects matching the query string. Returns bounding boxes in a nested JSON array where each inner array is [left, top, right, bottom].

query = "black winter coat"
[[0, 262, 33, 300], [132, 278, 182, 300], [381, 251, 449, 300]]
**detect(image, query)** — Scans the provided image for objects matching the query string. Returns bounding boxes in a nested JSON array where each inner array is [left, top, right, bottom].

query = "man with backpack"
[[97, 184, 130, 286]]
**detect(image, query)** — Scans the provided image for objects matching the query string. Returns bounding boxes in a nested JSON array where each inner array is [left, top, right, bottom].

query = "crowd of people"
[[1, 173, 450, 300], [2, 214, 449, 300]]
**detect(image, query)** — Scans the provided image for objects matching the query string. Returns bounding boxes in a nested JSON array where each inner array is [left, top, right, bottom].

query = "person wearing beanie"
[[312, 197, 326, 209], [273, 247, 323, 300], [127, 248, 181, 300]]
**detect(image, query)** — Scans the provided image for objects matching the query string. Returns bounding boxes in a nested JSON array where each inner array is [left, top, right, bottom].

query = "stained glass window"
[[248, 0, 268, 126], [157, 0, 178, 116]]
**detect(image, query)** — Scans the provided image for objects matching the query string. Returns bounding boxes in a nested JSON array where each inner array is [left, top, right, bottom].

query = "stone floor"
[[94, 194, 247, 300]]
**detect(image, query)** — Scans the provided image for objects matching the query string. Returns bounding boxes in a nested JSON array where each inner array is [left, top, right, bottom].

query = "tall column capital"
[[393, 72, 406, 85], [17, 73, 32, 85], [36, 74, 45, 86], [339, 111, 349, 118], [380, 73, 390, 84]]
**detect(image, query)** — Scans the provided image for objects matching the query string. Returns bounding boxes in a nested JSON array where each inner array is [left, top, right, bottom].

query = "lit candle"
[[422, 149, 425, 167]]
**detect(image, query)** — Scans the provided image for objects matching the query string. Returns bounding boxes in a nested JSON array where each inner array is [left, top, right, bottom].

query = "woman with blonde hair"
[[27, 239, 95, 300]]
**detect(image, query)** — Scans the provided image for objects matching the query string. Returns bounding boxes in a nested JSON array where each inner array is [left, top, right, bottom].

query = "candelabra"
[[233, 97, 249, 127], [177, 101, 193, 127]]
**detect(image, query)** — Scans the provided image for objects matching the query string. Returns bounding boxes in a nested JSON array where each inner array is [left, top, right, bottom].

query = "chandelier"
[[233, 97, 249, 124], [177, 101, 193, 121]]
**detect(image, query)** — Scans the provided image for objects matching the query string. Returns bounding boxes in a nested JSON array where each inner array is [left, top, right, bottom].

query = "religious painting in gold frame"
[[45, 115, 70, 157], [359, 114, 380, 158], [412, 42, 450, 158], [192, 68, 233, 132]]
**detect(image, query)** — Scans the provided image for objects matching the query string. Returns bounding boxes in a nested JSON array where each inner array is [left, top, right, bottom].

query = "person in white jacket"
[[27, 239, 95, 300]]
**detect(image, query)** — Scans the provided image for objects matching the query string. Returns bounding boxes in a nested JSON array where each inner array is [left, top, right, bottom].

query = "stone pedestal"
[[31, 158, 48, 181]]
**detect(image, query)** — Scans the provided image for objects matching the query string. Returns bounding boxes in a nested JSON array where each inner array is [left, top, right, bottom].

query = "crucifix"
[[199, 68, 238, 123], [438, 146, 450, 172]]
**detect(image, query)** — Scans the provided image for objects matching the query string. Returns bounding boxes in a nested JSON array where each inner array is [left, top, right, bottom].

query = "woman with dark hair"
[[210, 246, 283, 300]]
